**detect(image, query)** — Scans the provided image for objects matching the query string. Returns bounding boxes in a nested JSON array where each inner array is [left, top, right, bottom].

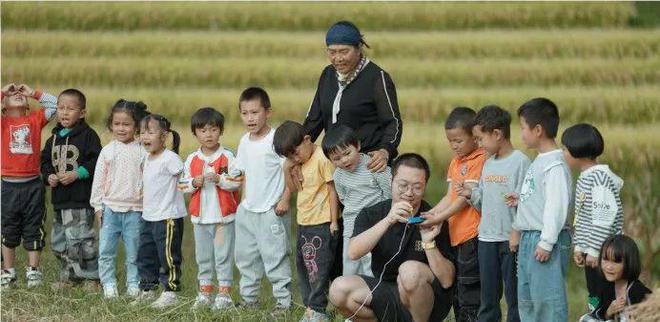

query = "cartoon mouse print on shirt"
[[301, 235, 322, 283]]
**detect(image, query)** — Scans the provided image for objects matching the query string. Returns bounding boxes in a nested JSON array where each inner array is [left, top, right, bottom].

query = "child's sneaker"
[[151, 291, 177, 309], [192, 292, 212, 310], [307, 310, 330, 322], [211, 293, 234, 310], [270, 302, 292, 320], [130, 290, 157, 306], [126, 285, 140, 298], [103, 284, 119, 299], [25, 267, 43, 288], [1, 269, 17, 288]]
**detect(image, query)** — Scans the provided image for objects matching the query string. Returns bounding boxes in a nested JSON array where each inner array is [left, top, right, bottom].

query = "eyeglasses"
[[57, 106, 82, 112], [394, 181, 424, 196]]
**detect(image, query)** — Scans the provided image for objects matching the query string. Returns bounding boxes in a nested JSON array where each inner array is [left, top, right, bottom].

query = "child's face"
[[2, 93, 28, 117], [445, 127, 478, 158], [140, 120, 166, 154], [111, 111, 136, 143], [328, 144, 361, 172], [239, 99, 271, 136], [561, 146, 579, 169], [194, 124, 222, 151], [56, 95, 85, 129], [519, 117, 540, 149], [601, 249, 624, 282], [287, 136, 315, 165], [472, 125, 501, 155]]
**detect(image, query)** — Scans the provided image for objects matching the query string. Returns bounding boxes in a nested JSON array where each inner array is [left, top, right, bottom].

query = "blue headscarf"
[[325, 22, 361, 47]]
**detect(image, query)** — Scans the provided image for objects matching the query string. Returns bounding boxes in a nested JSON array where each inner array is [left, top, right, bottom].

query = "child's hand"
[[574, 251, 585, 267], [58, 171, 78, 185], [534, 245, 551, 262], [606, 297, 626, 319], [204, 172, 219, 184], [17, 84, 34, 97], [456, 185, 472, 198], [420, 210, 442, 227], [585, 254, 599, 268], [504, 192, 519, 207], [274, 198, 290, 216], [330, 221, 339, 235], [47, 174, 60, 187], [192, 175, 205, 188], [509, 230, 521, 253], [2, 83, 18, 96], [95, 210, 103, 228]]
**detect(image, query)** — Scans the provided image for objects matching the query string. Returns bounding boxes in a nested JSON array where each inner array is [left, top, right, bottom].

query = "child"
[[232, 87, 293, 313], [456, 105, 530, 322], [586, 235, 652, 321], [511, 97, 573, 322], [274, 120, 340, 322], [180, 107, 241, 310], [41, 88, 102, 290], [91, 99, 150, 298], [422, 106, 487, 322], [133, 114, 186, 309], [321, 124, 391, 277], [562, 123, 624, 317], [1, 83, 57, 288]]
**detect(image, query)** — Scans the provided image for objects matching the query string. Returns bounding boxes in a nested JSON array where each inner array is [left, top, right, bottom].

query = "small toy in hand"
[[408, 216, 425, 225]]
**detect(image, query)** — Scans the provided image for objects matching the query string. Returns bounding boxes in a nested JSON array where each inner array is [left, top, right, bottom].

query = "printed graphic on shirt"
[[301, 235, 322, 283], [519, 168, 535, 202], [9, 124, 33, 154], [460, 164, 468, 176], [52, 145, 80, 173], [592, 184, 618, 227], [484, 175, 508, 184]]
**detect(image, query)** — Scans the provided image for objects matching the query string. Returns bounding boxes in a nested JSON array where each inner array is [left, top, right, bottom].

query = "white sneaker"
[[25, 267, 43, 288], [211, 293, 234, 310], [151, 291, 177, 309], [126, 285, 140, 298], [1, 269, 17, 288], [103, 284, 119, 299], [192, 292, 212, 310], [130, 290, 157, 306]]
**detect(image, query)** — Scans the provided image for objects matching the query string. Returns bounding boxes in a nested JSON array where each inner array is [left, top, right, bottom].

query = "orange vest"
[[188, 154, 240, 218]]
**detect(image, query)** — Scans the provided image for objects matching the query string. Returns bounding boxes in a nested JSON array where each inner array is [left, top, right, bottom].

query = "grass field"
[[1, 2, 659, 321]]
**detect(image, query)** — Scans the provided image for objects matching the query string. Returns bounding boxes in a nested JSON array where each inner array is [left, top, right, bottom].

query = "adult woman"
[[303, 21, 403, 172]]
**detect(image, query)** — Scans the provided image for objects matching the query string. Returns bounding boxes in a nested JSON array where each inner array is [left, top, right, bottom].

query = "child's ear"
[[533, 124, 544, 137], [493, 129, 503, 140], [80, 109, 87, 119], [356, 142, 361, 151], [303, 134, 312, 143]]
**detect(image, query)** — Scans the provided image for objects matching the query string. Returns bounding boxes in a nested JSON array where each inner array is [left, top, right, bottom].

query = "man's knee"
[[398, 261, 429, 293], [329, 276, 353, 307]]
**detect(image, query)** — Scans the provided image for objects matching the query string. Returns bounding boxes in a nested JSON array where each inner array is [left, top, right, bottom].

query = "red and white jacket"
[[181, 147, 242, 224]]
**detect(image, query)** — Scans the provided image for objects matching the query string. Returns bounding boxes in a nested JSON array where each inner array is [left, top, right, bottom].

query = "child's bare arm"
[[327, 181, 340, 234], [423, 197, 469, 226], [274, 186, 292, 216]]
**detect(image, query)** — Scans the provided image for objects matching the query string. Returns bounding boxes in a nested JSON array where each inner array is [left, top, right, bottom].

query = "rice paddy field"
[[1, 2, 659, 321]]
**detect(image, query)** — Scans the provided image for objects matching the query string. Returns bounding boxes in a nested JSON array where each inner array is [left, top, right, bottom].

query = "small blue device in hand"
[[408, 216, 425, 225]]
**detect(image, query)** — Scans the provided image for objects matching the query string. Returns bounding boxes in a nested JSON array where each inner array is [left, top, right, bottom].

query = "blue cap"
[[325, 22, 361, 47]]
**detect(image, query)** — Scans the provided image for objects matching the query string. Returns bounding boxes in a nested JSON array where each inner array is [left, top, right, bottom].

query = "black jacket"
[[594, 279, 652, 320], [303, 61, 403, 159], [41, 119, 102, 210]]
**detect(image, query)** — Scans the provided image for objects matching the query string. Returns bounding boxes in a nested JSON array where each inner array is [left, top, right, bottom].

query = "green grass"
[[4, 29, 660, 59], [1, 2, 635, 31]]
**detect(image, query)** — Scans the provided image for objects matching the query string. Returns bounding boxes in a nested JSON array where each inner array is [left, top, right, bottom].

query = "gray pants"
[[342, 236, 373, 277], [194, 222, 235, 289], [234, 205, 292, 306], [51, 208, 99, 281]]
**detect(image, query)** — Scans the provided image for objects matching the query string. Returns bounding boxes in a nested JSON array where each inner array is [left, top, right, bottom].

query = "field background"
[[1, 2, 659, 321]]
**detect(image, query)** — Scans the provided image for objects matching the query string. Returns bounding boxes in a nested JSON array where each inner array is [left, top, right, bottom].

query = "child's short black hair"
[[238, 87, 271, 110], [561, 123, 604, 160], [599, 235, 642, 282], [190, 107, 225, 134], [445, 107, 476, 133], [518, 97, 560, 138], [321, 125, 359, 159], [392, 153, 431, 183], [474, 105, 511, 139], [273, 120, 306, 157], [59, 88, 86, 109]]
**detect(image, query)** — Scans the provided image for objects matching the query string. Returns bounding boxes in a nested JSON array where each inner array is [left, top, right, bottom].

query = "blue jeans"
[[517, 230, 571, 322], [478, 241, 519, 322], [97, 207, 143, 289]]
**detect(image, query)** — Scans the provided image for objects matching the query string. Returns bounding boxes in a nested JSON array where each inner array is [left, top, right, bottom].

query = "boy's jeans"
[[97, 207, 142, 289], [517, 230, 571, 322], [296, 223, 340, 314], [477, 240, 519, 322], [51, 208, 99, 281]]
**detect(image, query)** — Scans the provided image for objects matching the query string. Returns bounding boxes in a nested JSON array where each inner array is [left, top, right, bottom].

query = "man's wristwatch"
[[421, 240, 436, 250]]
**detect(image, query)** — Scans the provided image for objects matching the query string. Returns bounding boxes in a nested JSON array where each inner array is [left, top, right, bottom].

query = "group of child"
[[0, 82, 652, 322]]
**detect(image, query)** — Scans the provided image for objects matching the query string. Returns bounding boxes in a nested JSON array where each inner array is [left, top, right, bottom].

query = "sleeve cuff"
[[32, 89, 43, 100], [77, 166, 90, 180], [574, 245, 586, 253], [586, 248, 600, 258], [537, 240, 554, 252]]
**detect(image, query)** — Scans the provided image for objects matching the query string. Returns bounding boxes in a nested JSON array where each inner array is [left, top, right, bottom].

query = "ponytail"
[[170, 130, 181, 154]]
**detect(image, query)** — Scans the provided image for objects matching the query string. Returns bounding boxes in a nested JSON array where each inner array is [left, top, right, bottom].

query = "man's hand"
[[192, 175, 205, 188], [504, 192, 519, 207], [534, 245, 551, 262], [330, 221, 339, 235], [274, 198, 290, 216], [585, 254, 599, 268], [95, 210, 103, 229], [420, 221, 442, 242], [58, 171, 78, 185], [204, 172, 219, 184], [366, 149, 389, 173], [17, 84, 35, 98], [386, 201, 413, 225], [47, 174, 60, 187], [509, 230, 520, 253], [574, 251, 585, 267]]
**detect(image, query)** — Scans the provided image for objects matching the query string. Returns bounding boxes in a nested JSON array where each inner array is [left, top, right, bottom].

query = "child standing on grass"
[[91, 99, 150, 298], [1, 83, 57, 288], [455, 105, 530, 322], [421, 107, 487, 322], [180, 107, 241, 310], [133, 114, 186, 309], [561, 123, 625, 319], [41, 89, 103, 291], [232, 87, 293, 315], [321, 125, 391, 277], [510, 97, 573, 322], [274, 120, 341, 322]]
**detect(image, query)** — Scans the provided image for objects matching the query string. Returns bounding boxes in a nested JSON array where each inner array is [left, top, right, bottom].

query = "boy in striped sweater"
[[561, 123, 624, 318]]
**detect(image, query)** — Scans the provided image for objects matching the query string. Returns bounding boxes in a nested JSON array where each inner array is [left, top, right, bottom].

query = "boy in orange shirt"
[[422, 107, 486, 322]]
